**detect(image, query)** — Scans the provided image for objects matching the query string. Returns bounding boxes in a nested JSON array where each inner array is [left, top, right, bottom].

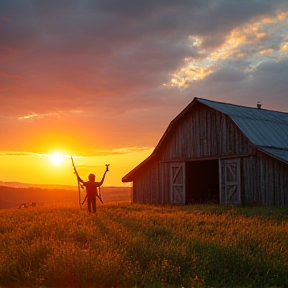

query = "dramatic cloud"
[[1, 0, 288, 153]]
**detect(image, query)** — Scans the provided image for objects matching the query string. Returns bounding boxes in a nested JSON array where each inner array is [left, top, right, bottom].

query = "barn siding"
[[240, 151, 288, 205], [255, 152, 288, 205], [242, 155, 258, 204], [161, 106, 253, 161], [158, 162, 172, 204], [132, 162, 159, 204]]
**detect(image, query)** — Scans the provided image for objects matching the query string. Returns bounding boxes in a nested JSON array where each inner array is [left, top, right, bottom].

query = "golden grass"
[[0, 203, 288, 287]]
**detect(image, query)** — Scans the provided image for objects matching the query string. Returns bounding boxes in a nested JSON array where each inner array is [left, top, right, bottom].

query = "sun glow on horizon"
[[50, 153, 64, 165], [0, 147, 153, 186]]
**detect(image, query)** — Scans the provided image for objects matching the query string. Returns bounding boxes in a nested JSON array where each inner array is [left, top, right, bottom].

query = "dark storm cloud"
[[206, 67, 245, 83], [1, 0, 288, 119], [247, 59, 288, 101]]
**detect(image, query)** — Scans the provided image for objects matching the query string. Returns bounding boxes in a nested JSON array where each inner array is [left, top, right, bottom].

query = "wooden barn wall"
[[242, 152, 288, 205], [241, 155, 258, 205], [158, 162, 171, 204], [132, 162, 159, 204], [160, 105, 254, 161]]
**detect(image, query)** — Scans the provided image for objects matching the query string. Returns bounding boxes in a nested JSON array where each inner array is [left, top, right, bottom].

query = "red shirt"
[[83, 181, 101, 199]]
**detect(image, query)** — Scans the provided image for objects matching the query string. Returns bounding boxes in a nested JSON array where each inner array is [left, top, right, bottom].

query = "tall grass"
[[0, 203, 288, 287]]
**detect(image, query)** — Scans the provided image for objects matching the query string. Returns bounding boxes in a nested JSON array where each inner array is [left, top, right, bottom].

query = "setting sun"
[[50, 153, 64, 165]]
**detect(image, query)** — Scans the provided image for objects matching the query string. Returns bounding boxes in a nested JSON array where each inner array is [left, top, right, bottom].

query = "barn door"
[[170, 162, 186, 204], [220, 158, 241, 204]]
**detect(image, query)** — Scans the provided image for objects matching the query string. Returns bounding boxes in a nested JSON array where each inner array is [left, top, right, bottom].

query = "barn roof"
[[197, 98, 288, 150], [122, 97, 288, 182]]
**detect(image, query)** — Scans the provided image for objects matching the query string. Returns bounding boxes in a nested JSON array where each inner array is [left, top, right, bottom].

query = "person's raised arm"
[[98, 165, 109, 186]]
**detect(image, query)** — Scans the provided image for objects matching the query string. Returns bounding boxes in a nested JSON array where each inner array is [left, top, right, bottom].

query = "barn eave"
[[122, 153, 157, 182]]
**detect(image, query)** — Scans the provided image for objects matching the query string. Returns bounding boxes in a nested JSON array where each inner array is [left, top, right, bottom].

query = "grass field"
[[0, 203, 288, 288]]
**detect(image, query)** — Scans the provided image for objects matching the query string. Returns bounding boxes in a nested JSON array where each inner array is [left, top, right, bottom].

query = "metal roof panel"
[[198, 98, 288, 149], [232, 117, 288, 148]]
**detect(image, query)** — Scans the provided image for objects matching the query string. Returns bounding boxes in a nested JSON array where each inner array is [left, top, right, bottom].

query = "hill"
[[0, 181, 79, 190], [0, 185, 131, 209]]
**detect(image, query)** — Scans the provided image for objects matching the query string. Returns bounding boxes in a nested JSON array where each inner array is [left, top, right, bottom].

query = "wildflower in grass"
[[194, 275, 204, 282]]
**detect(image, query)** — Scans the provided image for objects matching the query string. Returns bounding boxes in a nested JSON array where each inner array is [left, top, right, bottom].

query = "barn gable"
[[122, 97, 288, 206]]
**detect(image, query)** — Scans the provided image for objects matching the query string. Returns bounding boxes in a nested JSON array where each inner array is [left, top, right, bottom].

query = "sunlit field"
[[0, 203, 288, 288]]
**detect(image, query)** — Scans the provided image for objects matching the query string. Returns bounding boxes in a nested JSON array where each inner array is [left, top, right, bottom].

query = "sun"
[[50, 153, 64, 165]]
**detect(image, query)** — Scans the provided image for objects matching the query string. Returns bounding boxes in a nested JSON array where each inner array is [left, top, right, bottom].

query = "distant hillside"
[[0, 181, 76, 190], [0, 186, 131, 209]]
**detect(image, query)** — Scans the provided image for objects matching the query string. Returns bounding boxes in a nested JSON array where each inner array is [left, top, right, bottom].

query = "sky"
[[1, 0, 288, 187]]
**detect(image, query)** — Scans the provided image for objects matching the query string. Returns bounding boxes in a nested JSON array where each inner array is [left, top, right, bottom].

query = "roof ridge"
[[197, 97, 288, 115]]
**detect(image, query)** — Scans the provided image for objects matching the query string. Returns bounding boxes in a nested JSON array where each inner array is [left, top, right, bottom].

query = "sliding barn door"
[[220, 158, 241, 204], [170, 162, 186, 204]]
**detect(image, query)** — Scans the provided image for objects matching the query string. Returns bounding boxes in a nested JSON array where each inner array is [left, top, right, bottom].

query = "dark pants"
[[87, 196, 96, 213]]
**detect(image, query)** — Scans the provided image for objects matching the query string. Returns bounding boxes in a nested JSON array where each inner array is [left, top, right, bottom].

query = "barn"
[[122, 97, 288, 206]]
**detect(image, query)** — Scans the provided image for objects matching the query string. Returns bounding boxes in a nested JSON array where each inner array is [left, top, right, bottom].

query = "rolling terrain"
[[0, 184, 131, 209]]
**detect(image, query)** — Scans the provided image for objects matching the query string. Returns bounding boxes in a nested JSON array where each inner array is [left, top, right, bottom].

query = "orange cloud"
[[92, 146, 153, 156], [167, 8, 288, 88], [260, 49, 274, 55]]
